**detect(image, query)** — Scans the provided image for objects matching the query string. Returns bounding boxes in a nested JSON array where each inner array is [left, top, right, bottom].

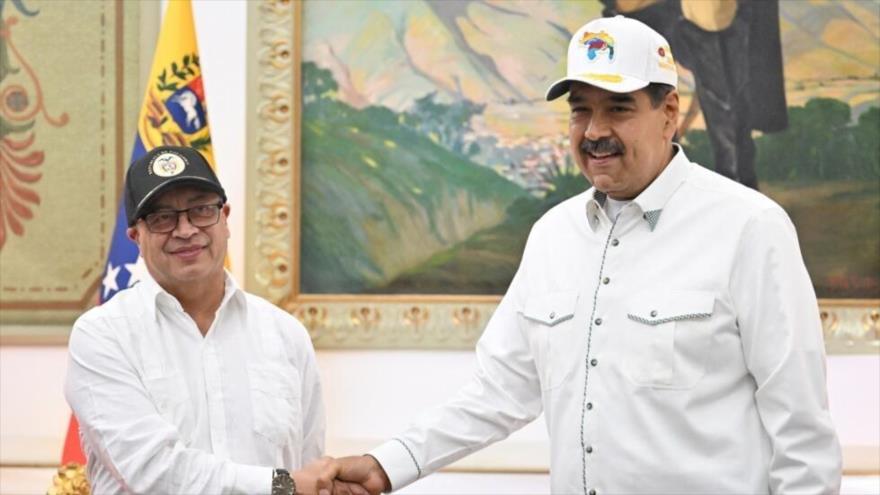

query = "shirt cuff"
[[369, 440, 422, 492], [231, 464, 273, 494]]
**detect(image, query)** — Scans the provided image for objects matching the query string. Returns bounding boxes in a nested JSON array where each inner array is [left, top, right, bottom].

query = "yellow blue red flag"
[[61, 0, 214, 470]]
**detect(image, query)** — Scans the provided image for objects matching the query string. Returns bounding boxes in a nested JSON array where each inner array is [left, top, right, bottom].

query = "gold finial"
[[47, 463, 90, 495]]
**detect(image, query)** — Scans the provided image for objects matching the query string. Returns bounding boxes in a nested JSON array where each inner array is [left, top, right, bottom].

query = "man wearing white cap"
[[333, 16, 841, 494]]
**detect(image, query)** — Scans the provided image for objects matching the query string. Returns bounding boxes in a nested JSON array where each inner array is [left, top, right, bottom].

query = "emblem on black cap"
[[150, 151, 187, 177]]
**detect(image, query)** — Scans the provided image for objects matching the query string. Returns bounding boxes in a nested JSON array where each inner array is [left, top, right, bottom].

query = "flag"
[[57, 0, 215, 486]]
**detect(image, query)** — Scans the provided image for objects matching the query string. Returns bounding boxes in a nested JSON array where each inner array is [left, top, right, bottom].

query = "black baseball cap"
[[124, 146, 227, 226]]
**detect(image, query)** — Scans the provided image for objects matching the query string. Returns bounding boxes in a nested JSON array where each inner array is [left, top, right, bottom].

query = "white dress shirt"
[[65, 271, 325, 494], [371, 147, 841, 494]]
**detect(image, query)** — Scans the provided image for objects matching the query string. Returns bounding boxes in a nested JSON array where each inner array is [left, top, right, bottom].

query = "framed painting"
[[245, 0, 879, 351], [0, 0, 149, 344]]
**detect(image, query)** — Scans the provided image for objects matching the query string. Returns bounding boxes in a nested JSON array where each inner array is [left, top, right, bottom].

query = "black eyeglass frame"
[[140, 202, 225, 233]]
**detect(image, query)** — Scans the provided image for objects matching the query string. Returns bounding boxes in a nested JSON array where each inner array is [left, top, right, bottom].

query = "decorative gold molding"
[[246, 0, 298, 306], [820, 300, 880, 354], [244, 0, 880, 353], [288, 300, 493, 349]]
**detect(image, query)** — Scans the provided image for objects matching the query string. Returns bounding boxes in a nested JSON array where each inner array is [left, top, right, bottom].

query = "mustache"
[[580, 137, 625, 155]]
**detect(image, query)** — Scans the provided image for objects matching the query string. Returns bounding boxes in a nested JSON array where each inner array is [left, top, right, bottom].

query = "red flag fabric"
[[60, 415, 86, 465]]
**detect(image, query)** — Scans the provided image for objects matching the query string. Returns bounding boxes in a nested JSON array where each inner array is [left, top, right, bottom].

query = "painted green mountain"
[[375, 171, 589, 295], [300, 91, 526, 293]]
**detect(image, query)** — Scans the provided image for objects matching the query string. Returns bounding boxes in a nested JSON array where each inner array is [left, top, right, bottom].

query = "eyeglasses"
[[141, 202, 224, 233]]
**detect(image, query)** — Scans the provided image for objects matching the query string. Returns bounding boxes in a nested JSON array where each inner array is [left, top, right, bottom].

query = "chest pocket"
[[522, 290, 580, 391], [248, 362, 303, 447], [623, 290, 715, 389]]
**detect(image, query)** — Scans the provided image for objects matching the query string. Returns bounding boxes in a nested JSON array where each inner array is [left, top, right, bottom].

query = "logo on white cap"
[[580, 30, 615, 63], [149, 152, 187, 177]]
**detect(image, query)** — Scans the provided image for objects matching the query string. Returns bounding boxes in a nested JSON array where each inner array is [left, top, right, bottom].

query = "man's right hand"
[[335, 455, 392, 495], [290, 457, 336, 495], [292, 457, 370, 495]]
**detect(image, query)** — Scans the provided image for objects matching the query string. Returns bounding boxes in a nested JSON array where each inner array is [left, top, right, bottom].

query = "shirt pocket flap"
[[628, 290, 715, 325], [249, 363, 299, 399], [523, 291, 579, 326]]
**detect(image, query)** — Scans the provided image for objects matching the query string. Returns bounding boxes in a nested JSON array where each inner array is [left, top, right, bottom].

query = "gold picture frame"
[[244, 0, 879, 352]]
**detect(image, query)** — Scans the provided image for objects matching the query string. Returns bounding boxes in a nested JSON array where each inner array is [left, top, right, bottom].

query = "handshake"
[[289, 454, 392, 495]]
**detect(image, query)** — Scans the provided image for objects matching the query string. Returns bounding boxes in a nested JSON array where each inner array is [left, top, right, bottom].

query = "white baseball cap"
[[545, 15, 678, 100]]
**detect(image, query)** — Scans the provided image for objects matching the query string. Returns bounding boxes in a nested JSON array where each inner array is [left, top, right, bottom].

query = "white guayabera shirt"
[[65, 272, 324, 494], [371, 147, 841, 494]]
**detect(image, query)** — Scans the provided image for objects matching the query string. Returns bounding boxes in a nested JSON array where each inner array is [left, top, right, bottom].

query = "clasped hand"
[[292, 455, 391, 495]]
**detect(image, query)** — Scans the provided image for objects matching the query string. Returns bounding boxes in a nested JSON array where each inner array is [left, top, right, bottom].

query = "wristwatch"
[[271, 468, 296, 495]]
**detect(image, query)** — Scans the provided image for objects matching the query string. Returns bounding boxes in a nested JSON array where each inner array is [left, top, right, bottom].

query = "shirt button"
[[586, 402, 593, 410], [586, 445, 593, 454], [594, 318, 602, 326], [602, 277, 610, 285], [590, 358, 598, 367], [650, 310, 658, 317], [549, 311, 556, 320], [611, 238, 619, 247]]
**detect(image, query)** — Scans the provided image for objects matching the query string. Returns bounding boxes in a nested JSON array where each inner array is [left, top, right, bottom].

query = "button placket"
[[581, 212, 621, 495], [203, 343, 228, 458], [583, 330, 612, 495]]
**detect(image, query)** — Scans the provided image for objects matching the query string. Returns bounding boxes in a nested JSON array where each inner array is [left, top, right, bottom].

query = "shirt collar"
[[136, 268, 243, 320], [585, 144, 691, 232]]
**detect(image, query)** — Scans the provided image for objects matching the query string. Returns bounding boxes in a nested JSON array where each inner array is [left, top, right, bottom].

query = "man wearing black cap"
[[65, 147, 364, 495], [332, 15, 840, 495]]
